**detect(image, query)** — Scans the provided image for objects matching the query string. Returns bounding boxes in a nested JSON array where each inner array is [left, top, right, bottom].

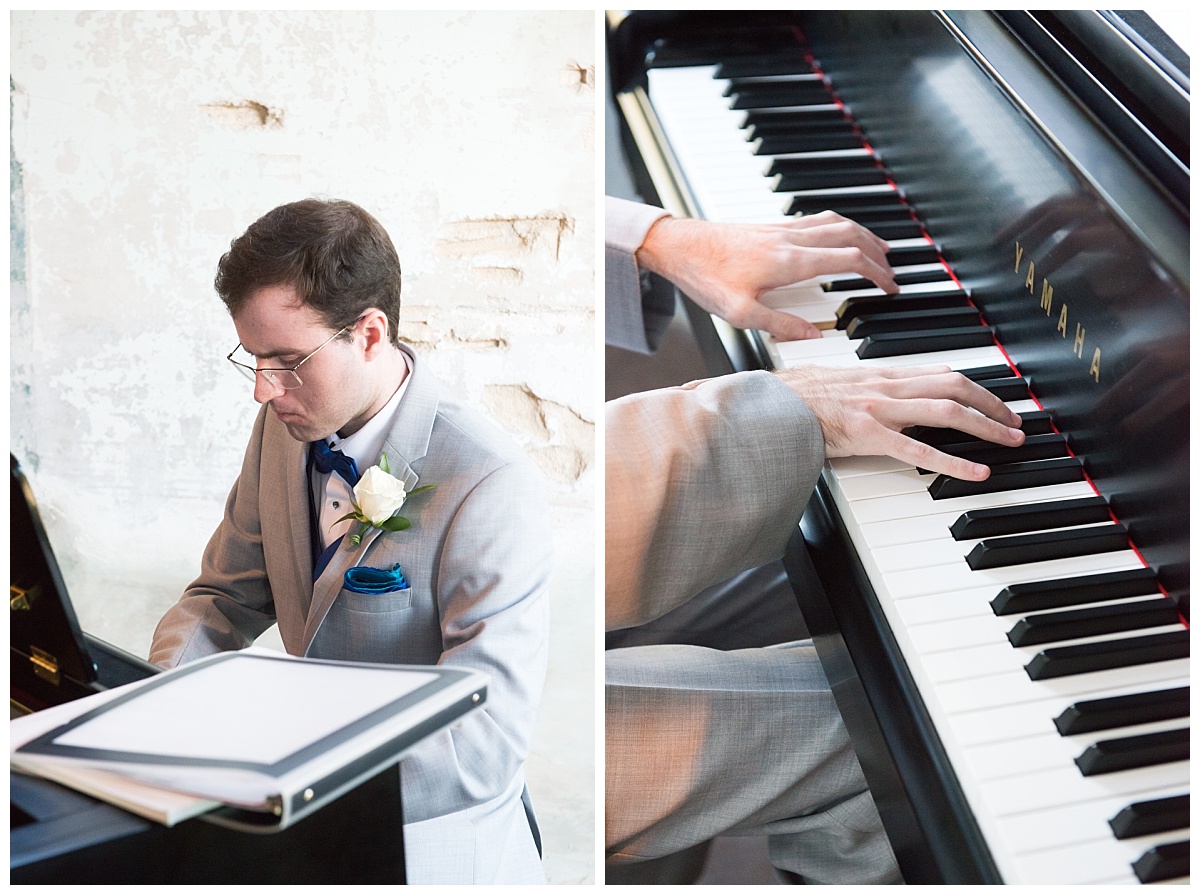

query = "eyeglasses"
[[227, 316, 364, 389]]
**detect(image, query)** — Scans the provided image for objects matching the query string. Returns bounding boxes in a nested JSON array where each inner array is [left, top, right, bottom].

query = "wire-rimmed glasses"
[[226, 316, 363, 389]]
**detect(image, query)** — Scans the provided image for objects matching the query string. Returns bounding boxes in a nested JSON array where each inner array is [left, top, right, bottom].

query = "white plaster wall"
[[10, 10, 595, 884]]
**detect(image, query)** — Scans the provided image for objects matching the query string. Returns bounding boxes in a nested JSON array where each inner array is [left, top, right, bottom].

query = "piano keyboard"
[[645, 58, 1190, 886]]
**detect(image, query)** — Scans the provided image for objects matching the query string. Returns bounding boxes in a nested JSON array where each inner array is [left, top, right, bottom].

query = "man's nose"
[[253, 372, 286, 404]]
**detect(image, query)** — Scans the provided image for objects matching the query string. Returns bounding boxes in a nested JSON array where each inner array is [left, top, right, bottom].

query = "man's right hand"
[[636, 211, 897, 342], [777, 365, 1026, 481]]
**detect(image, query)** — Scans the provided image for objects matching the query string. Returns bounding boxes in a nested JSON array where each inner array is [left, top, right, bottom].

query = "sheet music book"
[[11, 648, 488, 830]]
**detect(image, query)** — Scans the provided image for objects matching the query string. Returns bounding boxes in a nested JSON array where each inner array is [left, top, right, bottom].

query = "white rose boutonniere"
[[334, 453, 435, 545]]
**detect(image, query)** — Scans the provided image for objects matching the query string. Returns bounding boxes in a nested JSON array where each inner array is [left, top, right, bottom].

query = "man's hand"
[[636, 211, 898, 342], [777, 365, 1026, 481]]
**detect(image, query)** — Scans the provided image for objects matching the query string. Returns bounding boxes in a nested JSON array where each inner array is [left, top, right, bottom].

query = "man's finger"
[[735, 303, 821, 341], [879, 396, 1025, 447], [885, 371, 1023, 429], [877, 427, 992, 481]]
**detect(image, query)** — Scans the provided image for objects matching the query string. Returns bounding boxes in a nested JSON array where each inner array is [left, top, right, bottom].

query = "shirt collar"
[[325, 351, 412, 474]]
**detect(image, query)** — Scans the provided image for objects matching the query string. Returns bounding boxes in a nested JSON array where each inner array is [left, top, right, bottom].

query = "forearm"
[[605, 371, 825, 631]]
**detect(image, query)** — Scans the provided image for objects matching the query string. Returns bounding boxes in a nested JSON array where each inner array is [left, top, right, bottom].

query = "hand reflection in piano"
[[777, 364, 1026, 481], [636, 210, 898, 342]]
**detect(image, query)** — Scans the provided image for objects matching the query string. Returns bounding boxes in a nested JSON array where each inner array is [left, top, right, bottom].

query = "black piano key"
[[929, 457, 1082, 500], [973, 376, 1031, 402], [724, 73, 824, 92], [951, 495, 1111, 539], [957, 363, 1015, 382], [729, 84, 832, 109], [1007, 596, 1178, 646], [1074, 727, 1189, 776], [744, 117, 859, 137], [1024, 629, 1188, 680], [863, 219, 926, 240], [716, 58, 816, 78], [1056, 687, 1189, 736], [745, 116, 854, 134], [844, 306, 982, 339], [793, 202, 912, 223], [1133, 840, 1190, 883], [918, 433, 1069, 474], [992, 567, 1161, 615], [885, 244, 943, 267], [741, 105, 847, 123], [835, 291, 972, 329], [829, 267, 948, 292], [774, 168, 891, 191], [968, 523, 1129, 571], [754, 132, 865, 154], [785, 192, 906, 216], [1109, 794, 1190, 839], [857, 324, 994, 360], [906, 409, 1053, 449], [766, 153, 879, 176]]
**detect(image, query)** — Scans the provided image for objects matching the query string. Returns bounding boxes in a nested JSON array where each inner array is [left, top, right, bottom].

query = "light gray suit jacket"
[[603, 196, 826, 630], [150, 345, 551, 884]]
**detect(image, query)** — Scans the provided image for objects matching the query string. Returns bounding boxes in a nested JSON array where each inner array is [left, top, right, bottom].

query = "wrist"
[[635, 214, 689, 282]]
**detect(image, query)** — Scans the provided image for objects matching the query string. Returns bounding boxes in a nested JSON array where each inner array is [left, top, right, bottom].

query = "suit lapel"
[[273, 422, 316, 647], [300, 344, 440, 654]]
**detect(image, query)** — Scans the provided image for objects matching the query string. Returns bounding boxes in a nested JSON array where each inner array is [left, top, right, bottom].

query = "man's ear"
[[359, 308, 391, 359]]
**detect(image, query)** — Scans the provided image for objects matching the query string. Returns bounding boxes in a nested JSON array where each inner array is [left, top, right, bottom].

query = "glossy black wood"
[[12, 763, 406, 884]]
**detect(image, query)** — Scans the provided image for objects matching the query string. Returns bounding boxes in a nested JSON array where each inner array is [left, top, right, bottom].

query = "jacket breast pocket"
[[337, 586, 413, 614]]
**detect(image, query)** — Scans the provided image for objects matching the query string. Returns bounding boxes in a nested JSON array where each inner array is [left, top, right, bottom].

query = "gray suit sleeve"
[[398, 458, 553, 823], [148, 409, 278, 667], [605, 371, 825, 631], [604, 196, 677, 355]]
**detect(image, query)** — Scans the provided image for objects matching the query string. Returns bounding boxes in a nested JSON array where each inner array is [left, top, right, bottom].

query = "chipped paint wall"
[[10, 10, 594, 883]]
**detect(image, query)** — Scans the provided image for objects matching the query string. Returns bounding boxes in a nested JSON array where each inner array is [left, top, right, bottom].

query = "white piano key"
[[918, 621, 1182, 685], [945, 676, 1191, 748], [872, 520, 1117, 573], [895, 583, 1017, 626], [979, 752, 1189, 819], [905, 592, 1168, 654], [846, 481, 1097, 526], [934, 658, 1190, 715], [1009, 827, 1188, 884], [996, 784, 1187, 855], [880, 549, 1143, 601]]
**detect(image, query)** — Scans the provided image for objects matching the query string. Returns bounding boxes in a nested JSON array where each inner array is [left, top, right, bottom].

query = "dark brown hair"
[[215, 199, 402, 344]]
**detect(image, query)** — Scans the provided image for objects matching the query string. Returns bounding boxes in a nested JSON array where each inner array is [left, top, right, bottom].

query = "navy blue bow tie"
[[311, 440, 360, 487]]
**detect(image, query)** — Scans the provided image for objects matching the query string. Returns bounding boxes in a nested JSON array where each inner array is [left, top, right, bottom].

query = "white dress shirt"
[[311, 352, 413, 550]]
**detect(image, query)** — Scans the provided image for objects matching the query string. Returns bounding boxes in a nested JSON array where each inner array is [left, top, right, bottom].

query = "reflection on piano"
[[609, 10, 1188, 885]]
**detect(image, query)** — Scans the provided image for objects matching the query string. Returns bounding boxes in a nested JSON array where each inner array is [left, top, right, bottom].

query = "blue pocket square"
[[344, 563, 409, 594]]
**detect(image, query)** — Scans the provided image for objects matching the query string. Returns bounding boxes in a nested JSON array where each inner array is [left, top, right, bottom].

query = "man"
[[604, 197, 1024, 882], [150, 199, 551, 885]]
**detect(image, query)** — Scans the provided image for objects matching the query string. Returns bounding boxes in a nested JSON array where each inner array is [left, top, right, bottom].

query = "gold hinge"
[[31, 647, 60, 685], [10, 584, 32, 611]]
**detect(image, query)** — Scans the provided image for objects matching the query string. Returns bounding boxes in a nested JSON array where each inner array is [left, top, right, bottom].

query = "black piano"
[[608, 10, 1188, 885], [11, 455, 407, 883]]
